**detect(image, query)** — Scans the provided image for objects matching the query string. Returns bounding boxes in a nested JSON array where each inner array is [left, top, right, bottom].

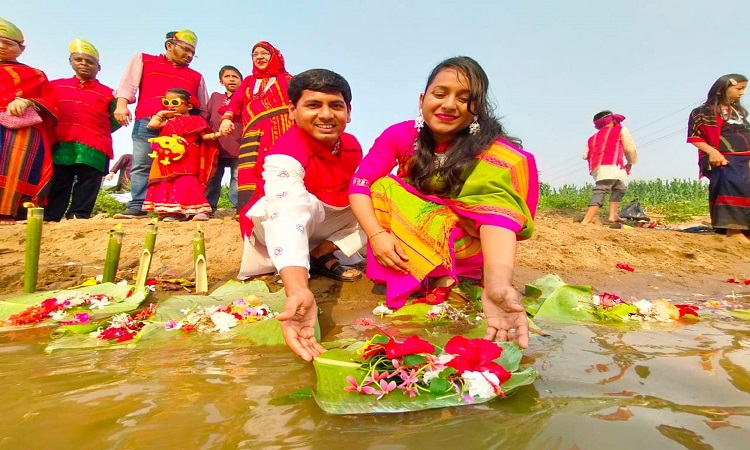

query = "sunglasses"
[[162, 98, 186, 107]]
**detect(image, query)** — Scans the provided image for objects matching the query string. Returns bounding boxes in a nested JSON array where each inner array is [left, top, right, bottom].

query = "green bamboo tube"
[[135, 223, 158, 288], [23, 207, 44, 293], [193, 228, 207, 293], [102, 226, 124, 283]]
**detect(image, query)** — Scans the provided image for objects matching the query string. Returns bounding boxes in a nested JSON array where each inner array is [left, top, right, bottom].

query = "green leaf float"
[[523, 274, 696, 324], [45, 280, 318, 351], [312, 335, 536, 414], [0, 283, 149, 331]]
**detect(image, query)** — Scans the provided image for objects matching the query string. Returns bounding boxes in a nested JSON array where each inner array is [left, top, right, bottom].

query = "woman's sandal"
[[309, 253, 362, 282]]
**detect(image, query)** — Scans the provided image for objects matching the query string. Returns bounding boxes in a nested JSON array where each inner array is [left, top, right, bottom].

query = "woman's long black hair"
[[407, 56, 520, 197], [705, 73, 748, 117]]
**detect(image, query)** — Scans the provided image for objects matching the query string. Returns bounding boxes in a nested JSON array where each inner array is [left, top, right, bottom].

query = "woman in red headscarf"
[[219, 41, 294, 235]]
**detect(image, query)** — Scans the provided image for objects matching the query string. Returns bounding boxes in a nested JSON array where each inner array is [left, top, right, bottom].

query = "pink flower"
[[74, 313, 90, 323], [375, 379, 397, 399], [344, 376, 359, 392], [365, 369, 388, 384], [398, 368, 419, 387]]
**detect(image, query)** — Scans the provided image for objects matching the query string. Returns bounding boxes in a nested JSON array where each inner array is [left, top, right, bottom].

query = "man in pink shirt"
[[112, 30, 208, 219]]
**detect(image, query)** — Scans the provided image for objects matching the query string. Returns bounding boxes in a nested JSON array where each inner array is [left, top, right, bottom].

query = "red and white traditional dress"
[[142, 115, 217, 215]]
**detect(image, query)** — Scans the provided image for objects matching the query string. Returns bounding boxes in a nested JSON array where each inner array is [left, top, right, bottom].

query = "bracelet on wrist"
[[367, 229, 388, 241]]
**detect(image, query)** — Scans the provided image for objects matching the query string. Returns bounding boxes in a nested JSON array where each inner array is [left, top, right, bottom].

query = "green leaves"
[[524, 274, 620, 323]]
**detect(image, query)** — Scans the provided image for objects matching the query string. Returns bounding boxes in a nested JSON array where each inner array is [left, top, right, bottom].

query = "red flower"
[[616, 263, 635, 272], [444, 336, 511, 383], [385, 335, 435, 359], [599, 292, 623, 307], [413, 286, 451, 305], [674, 304, 699, 318]]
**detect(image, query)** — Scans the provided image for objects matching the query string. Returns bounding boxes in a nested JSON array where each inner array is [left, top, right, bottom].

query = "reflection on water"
[[1, 313, 749, 449]]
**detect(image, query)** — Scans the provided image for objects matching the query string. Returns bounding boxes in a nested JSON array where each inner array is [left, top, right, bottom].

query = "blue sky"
[[4, 1, 747, 185]]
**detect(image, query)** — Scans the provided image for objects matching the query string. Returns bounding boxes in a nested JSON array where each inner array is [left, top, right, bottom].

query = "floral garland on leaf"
[[93, 304, 156, 343], [163, 295, 276, 334], [592, 293, 700, 322], [5, 292, 127, 326], [345, 333, 511, 402]]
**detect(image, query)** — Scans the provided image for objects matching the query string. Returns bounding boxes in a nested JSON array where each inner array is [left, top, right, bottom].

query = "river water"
[[1, 309, 748, 449]]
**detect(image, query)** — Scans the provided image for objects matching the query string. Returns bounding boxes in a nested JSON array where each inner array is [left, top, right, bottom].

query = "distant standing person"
[[45, 39, 121, 221], [106, 153, 132, 191], [0, 17, 58, 225], [219, 41, 294, 235], [112, 30, 208, 219], [688, 74, 750, 243], [581, 110, 638, 224], [206, 65, 242, 212]]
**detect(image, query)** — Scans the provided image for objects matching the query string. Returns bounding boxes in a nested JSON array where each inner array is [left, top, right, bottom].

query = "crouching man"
[[237, 69, 365, 360]]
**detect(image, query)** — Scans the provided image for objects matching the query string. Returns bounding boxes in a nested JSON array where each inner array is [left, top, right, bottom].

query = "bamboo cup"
[[102, 224, 124, 283], [193, 224, 208, 294], [136, 221, 158, 288], [23, 205, 44, 293]]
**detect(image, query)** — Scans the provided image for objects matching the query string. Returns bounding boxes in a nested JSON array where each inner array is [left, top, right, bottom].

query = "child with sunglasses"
[[142, 88, 219, 221]]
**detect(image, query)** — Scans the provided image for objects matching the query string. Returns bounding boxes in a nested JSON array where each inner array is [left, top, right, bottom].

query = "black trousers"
[[44, 164, 104, 221]]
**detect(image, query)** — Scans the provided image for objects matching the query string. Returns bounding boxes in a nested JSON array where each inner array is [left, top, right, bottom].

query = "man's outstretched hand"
[[276, 287, 325, 361]]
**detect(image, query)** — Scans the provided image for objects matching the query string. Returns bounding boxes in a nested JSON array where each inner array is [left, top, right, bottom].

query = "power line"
[[632, 117, 689, 141], [638, 128, 686, 149], [628, 100, 701, 133]]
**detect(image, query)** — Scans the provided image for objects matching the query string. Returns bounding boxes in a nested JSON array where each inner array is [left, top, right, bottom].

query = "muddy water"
[[1, 309, 749, 449]]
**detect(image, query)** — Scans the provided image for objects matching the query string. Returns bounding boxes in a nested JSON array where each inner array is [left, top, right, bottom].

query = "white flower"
[[204, 306, 221, 316], [89, 297, 112, 310], [651, 301, 673, 322], [210, 312, 238, 333], [422, 367, 445, 384], [428, 304, 448, 316], [592, 295, 601, 306], [633, 299, 652, 316], [372, 305, 393, 317], [65, 295, 87, 307], [109, 313, 131, 329], [49, 310, 67, 321], [179, 308, 192, 315], [461, 370, 500, 399]]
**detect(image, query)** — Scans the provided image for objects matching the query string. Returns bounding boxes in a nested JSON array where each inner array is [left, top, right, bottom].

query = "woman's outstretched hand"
[[482, 285, 529, 349], [369, 232, 410, 274]]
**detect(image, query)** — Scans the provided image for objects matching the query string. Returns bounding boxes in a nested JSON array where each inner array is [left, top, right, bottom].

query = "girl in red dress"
[[142, 88, 218, 221]]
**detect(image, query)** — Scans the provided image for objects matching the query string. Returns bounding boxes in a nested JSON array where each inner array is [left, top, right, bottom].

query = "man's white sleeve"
[[261, 154, 313, 271]]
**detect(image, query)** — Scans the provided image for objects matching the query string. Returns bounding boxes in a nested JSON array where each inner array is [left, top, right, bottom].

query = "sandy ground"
[[2, 210, 750, 315]]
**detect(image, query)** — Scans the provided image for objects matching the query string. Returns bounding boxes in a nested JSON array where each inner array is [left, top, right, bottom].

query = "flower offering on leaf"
[[5, 293, 116, 326], [93, 303, 156, 343], [345, 334, 512, 403], [163, 299, 277, 334]]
